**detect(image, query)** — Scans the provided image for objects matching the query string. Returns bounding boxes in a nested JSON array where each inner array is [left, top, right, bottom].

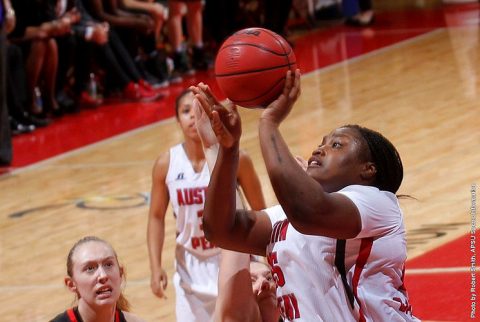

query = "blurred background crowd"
[[2, 0, 469, 167]]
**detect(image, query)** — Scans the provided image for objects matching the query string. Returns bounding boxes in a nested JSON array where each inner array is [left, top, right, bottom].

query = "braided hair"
[[344, 125, 403, 194]]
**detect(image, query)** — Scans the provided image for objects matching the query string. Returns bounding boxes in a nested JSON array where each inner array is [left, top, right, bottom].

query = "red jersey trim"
[[66, 309, 78, 322], [352, 237, 374, 322]]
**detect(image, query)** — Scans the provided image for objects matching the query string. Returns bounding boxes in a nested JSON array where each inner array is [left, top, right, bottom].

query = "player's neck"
[[77, 302, 116, 322], [183, 141, 205, 171]]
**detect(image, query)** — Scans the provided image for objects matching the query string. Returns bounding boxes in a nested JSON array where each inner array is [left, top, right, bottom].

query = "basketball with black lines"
[[214, 27, 297, 108]]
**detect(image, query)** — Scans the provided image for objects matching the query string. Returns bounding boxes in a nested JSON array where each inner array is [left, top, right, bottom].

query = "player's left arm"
[[237, 150, 266, 211]]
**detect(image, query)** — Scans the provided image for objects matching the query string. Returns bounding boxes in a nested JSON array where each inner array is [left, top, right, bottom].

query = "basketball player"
[[147, 89, 266, 322], [50, 236, 145, 322], [190, 70, 420, 321]]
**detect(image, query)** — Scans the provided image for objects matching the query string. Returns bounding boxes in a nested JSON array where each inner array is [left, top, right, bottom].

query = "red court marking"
[[406, 230, 479, 321], [4, 3, 478, 169]]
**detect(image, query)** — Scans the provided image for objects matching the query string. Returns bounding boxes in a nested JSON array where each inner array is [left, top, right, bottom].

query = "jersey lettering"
[[191, 236, 216, 250], [177, 187, 208, 206], [267, 251, 285, 286], [270, 219, 289, 244], [278, 293, 301, 320], [393, 297, 413, 315]]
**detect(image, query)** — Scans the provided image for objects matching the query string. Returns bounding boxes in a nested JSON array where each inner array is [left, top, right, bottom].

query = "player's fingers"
[[283, 70, 293, 96], [194, 93, 214, 119], [204, 84, 221, 106]]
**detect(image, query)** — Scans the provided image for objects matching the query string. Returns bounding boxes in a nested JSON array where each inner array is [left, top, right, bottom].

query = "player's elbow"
[[202, 216, 219, 244]]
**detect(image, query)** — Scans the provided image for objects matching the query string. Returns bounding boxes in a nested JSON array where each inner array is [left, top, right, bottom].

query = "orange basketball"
[[214, 27, 297, 108]]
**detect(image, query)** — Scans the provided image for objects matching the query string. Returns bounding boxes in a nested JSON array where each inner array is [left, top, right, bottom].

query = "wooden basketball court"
[[0, 4, 479, 322]]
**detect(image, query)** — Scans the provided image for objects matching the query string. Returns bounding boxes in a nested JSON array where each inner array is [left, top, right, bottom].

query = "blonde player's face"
[[177, 92, 200, 141], [67, 241, 123, 308], [250, 262, 277, 307]]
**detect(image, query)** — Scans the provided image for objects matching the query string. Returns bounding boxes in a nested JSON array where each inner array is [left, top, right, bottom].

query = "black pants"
[[72, 30, 141, 94], [6, 43, 29, 120], [0, 28, 12, 166], [204, 0, 241, 44], [264, 0, 293, 36]]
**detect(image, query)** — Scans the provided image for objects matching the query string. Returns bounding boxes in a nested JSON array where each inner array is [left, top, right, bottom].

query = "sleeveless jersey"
[[50, 307, 126, 322], [166, 144, 220, 258], [166, 144, 220, 305], [266, 185, 420, 322], [265, 206, 358, 322]]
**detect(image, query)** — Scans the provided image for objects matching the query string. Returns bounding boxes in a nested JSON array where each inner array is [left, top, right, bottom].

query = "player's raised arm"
[[259, 70, 362, 239], [190, 84, 272, 256]]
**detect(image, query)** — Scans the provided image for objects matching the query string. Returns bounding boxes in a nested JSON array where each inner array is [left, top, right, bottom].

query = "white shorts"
[[173, 248, 219, 322]]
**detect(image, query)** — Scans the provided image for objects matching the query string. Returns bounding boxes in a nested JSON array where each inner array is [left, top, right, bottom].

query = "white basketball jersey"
[[265, 185, 420, 322], [265, 205, 358, 322], [166, 144, 220, 305], [166, 144, 220, 258]]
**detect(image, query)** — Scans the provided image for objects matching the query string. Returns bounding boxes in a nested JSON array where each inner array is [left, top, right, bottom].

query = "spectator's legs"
[[168, 1, 185, 52], [42, 38, 60, 114], [108, 30, 142, 82], [25, 40, 47, 114], [0, 27, 12, 166], [186, 1, 202, 48]]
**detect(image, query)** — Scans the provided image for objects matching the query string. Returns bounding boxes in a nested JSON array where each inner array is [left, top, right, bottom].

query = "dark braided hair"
[[344, 125, 403, 194]]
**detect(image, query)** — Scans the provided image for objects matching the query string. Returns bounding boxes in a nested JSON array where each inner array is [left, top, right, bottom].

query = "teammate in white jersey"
[[147, 89, 266, 322], [191, 70, 419, 321]]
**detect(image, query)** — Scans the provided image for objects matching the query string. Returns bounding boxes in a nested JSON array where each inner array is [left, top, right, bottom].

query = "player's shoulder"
[[151, 150, 171, 179], [49, 310, 70, 322], [121, 311, 146, 322]]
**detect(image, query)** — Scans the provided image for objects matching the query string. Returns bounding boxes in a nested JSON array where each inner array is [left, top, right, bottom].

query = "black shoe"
[[145, 50, 170, 88], [345, 15, 375, 27], [172, 50, 194, 76], [21, 111, 51, 127], [57, 90, 76, 112], [10, 117, 35, 135], [192, 46, 210, 71]]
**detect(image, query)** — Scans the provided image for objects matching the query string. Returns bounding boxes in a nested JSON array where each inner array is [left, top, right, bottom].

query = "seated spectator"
[[9, 0, 75, 118], [6, 43, 51, 135], [167, 0, 209, 83], [66, 0, 161, 103], [83, 0, 169, 87], [120, 0, 167, 45]]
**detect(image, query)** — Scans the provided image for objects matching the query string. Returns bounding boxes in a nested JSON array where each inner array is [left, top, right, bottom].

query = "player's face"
[[177, 92, 200, 141], [250, 262, 277, 308], [306, 127, 369, 192], [67, 241, 122, 309]]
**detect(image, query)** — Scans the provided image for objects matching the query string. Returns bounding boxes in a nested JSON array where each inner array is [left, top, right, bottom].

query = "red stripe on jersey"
[[66, 309, 78, 322], [352, 237, 374, 322]]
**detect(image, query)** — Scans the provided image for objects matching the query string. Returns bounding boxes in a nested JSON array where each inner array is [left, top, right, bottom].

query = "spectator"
[[0, 0, 13, 166], [167, 0, 209, 83], [9, 0, 74, 118]]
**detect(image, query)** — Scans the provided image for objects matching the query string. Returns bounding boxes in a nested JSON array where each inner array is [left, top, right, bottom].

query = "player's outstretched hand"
[[260, 69, 301, 126], [190, 83, 241, 148]]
